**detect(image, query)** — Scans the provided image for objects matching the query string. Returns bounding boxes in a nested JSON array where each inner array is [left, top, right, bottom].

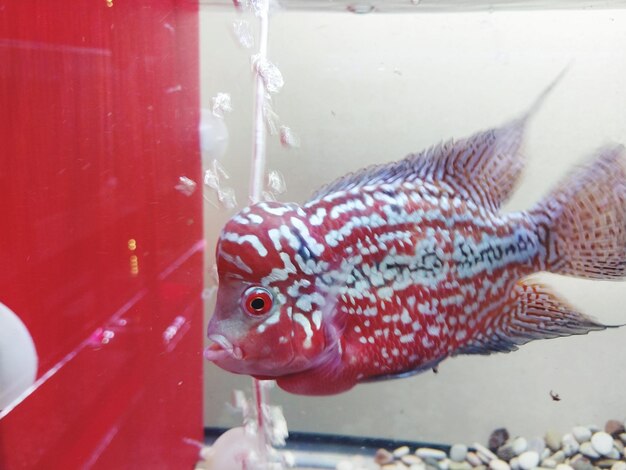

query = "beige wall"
[[200, 7, 626, 444]]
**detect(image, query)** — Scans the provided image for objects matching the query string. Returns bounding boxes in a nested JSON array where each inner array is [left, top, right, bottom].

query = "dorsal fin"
[[310, 69, 567, 212]]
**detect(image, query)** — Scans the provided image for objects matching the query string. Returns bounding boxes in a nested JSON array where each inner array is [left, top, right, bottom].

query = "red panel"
[[0, 1, 203, 468]]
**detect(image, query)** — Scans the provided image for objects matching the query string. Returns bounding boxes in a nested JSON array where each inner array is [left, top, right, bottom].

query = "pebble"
[[606, 421, 626, 437], [373, 419, 626, 470], [528, 438, 546, 456], [489, 430, 511, 453], [474, 443, 498, 463], [592, 432, 615, 456], [381, 464, 405, 470], [573, 427, 592, 444], [449, 463, 472, 470], [579, 442, 600, 459], [518, 451, 540, 470], [402, 455, 423, 465], [545, 432, 563, 453], [597, 460, 620, 468], [489, 459, 511, 470], [394, 446, 411, 458], [415, 448, 447, 461], [513, 438, 529, 456], [376, 449, 395, 465], [467, 452, 483, 467], [570, 457, 593, 470], [450, 444, 468, 463], [552, 451, 566, 463], [338, 461, 358, 470], [561, 434, 580, 457], [497, 444, 517, 462], [555, 465, 574, 470], [541, 459, 557, 468]]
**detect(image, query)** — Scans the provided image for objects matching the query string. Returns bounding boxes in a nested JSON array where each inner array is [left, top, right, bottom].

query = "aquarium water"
[[199, 1, 626, 469]]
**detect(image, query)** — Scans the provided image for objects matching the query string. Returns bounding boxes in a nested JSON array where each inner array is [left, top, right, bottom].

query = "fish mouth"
[[204, 334, 243, 361]]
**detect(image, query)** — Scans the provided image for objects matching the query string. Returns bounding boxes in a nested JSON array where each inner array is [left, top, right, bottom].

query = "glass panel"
[[201, 2, 626, 467]]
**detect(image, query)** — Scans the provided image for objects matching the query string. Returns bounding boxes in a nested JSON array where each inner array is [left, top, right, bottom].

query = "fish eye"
[[242, 287, 273, 316]]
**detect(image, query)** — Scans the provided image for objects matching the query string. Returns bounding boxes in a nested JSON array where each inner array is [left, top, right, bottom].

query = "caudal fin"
[[532, 144, 626, 279]]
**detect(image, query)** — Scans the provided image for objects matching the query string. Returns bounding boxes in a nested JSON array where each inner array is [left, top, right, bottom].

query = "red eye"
[[243, 287, 273, 316]]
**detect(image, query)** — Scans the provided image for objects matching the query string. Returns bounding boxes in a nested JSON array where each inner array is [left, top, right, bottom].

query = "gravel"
[[374, 419, 626, 470]]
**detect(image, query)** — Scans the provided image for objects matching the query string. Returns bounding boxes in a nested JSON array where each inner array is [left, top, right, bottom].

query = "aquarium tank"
[[1, 0, 625, 469]]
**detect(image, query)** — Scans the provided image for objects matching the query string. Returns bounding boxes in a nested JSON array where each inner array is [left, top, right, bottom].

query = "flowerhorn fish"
[[205, 74, 626, 396]]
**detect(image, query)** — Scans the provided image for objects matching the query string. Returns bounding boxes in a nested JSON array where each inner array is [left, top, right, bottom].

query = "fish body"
[[206, 82, 626, 396]]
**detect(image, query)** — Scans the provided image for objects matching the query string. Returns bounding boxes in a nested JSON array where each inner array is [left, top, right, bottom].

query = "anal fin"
[[361, 357, 445, 383], [455, 280, 612, 356]]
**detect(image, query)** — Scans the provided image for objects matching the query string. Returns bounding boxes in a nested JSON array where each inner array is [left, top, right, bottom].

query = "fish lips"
[[204, 333, 300, 377], [204, 334, 243, 362]]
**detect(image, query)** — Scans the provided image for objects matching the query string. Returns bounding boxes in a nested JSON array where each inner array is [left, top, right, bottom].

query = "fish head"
[[205, 202, 339, 379]]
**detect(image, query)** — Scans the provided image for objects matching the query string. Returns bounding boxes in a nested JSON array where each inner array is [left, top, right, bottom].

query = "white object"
[[0, 302, 38, 411], [490, 459, 511, 470], [512, 437, 528, 456], [202, 427, 262, 470], [415, 448, 446, 460], [579, 442, 600, 459], [518, 451, 539, 470], [572, 426, 592, 444], [561, 434, 580, 457], [199, 108, 229, 161], [450, 443, 468, 462], [590, 431, 614, 456], [392, 446, 410, 458], [555, 465, 574, 470]]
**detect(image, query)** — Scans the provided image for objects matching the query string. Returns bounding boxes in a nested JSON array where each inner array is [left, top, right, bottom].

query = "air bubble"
[[209, 263, 219, 286], [199, 108, 229, 158], [233, 20, 254, 49], [268, 405, 288, 446], [202, 286, 217, 300], [175, 176, 197, 196], [203, 160, 237, 210], [261, 191, 276, 202], [231, 389, 250, 417], [204, 169, 220, 191], [279, 126, 300, 148], [252, 55, 284, 94], [218, 187, 238, 210], [205, 160, 229, 186], [263, 99, 280, 135], [163, 316, 186, 345], [267, 170, 286, 195], [250, 0, 272, 17], [211, 92, 233, 118]]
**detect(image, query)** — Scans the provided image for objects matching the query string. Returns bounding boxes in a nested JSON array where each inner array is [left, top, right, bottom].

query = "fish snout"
[[204, 334, 244, 361]]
